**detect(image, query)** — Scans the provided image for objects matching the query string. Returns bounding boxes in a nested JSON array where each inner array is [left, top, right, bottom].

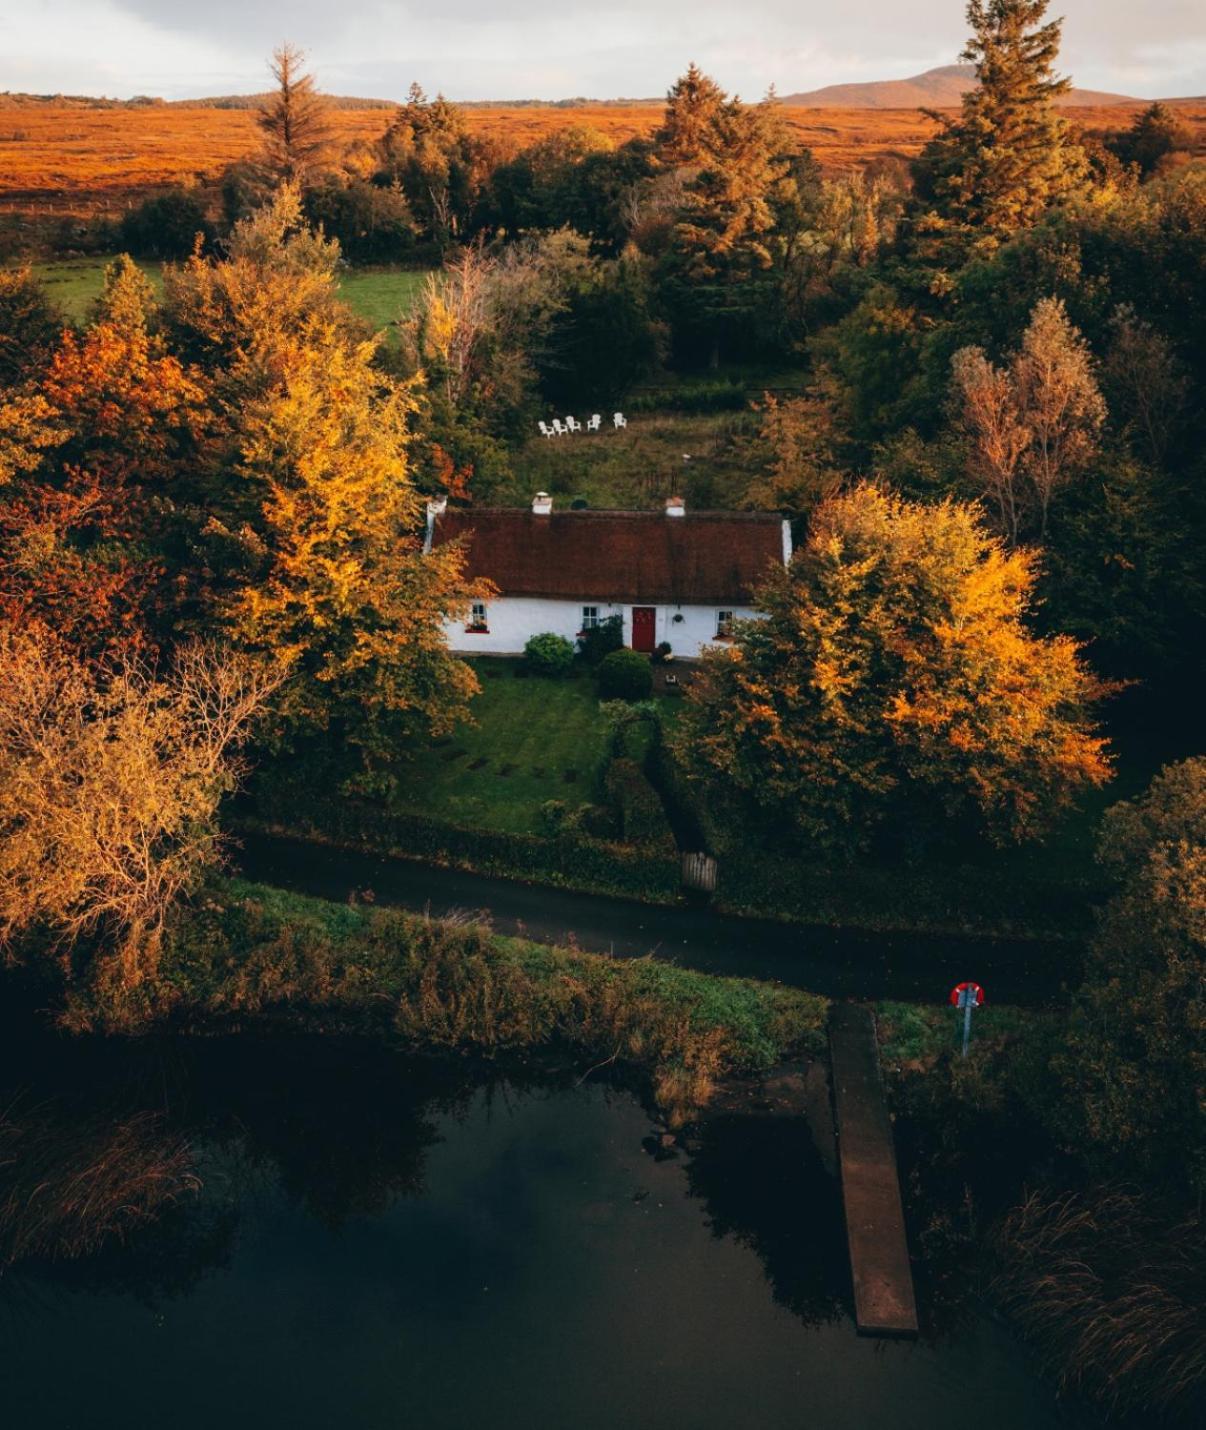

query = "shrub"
[[597, 648, 652, 701], [523, 632, 576, 678], [119, 190, 215, 259], [577, 614, 623, 665], [605, 757, 675, 848], [652, 641, 673, 664]]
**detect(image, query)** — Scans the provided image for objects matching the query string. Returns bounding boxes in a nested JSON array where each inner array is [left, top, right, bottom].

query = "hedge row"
[[240, 792, 683, 903], [714, 847, 1100, 940], [604, 758, 677, 850]]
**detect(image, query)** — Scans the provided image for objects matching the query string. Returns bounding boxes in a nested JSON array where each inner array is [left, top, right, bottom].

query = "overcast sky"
[[4, 0, 1205, 102]]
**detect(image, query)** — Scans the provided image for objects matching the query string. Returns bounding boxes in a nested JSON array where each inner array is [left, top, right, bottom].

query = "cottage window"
[[466, 601, 489, 632], [581, 606, 600, 630], [715, 610, 735, 638]]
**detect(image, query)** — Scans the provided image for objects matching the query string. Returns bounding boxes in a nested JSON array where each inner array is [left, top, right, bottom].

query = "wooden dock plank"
[[828, 1003, 919, 1337]]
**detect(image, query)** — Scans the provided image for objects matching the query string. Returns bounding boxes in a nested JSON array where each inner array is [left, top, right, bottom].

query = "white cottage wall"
[[444, 598, 760, 658]]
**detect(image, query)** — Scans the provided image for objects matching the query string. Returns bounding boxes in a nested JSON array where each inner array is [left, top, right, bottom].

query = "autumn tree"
[[1052, 759, 1206, 1194], [376, 85, 482, 248], [163, 183, 357, 382], [659, 91, 794, 365], [912, 0, 1087, 271], [0, 257, 208, 657], [742, 389, 844, 516], [1100, 304, 1187, 467], [1107, 102, 1193, 178], [950, 345, 1031, 542], [0, 267, 62, 388], [677, 484, 1110, 856], [952, 296, 1105, 538], [224, 320, 485, 761], [257, 43, 332, 187], [0, 629, 281, 998], [656, 64, 727, 168], [1012, 297, 1106, 535]]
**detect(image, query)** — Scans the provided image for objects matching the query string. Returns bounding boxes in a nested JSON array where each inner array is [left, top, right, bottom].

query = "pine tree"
[[656, 64, 727, 168], [257, 43, 332, 186], [912, 0, 1087, 270]]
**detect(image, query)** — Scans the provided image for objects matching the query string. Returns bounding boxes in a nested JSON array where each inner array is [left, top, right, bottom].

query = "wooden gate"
[[681, 850, 717, 894]]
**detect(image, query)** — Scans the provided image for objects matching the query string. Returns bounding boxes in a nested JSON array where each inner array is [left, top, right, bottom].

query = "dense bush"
[[597, 648, 652, 701], [118, 190, 215, 259], [577, 614, 623, 665], [303, 178, 418, 264], [523, 631, 576, 678]]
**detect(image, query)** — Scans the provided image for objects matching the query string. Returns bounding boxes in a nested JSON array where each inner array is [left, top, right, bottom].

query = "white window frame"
[[715, 609, 735, 638], [581, 605, 601, 630], [467, 600, 489, 632]]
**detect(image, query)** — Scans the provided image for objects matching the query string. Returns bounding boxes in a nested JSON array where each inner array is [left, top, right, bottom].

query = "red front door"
[[631, 606, 656, 652]]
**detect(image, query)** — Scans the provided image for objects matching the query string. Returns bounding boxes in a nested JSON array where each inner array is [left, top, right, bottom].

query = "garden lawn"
[[27, 257, 430, 332], [389, 658, 617, 835], [31, 256, 163, 321]]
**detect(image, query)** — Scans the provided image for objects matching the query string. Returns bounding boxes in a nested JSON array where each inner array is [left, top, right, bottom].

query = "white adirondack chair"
[[551, 418, 567, 436], [587, 413, 602, 432], [613, 412, 627, 429], [565, 415, 582, 433], [538, 421, 554, 439]]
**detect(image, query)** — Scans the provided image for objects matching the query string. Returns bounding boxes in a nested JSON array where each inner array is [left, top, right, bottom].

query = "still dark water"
[[0, 1032, 1083, 1430]]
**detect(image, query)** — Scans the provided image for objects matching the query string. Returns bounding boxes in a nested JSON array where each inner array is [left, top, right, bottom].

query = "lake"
[[0, 1029, 1086, 1430]]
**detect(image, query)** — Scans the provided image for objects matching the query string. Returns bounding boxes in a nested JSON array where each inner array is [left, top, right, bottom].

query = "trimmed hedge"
[[239, 793, 682, 903], [597, 648, 652, 700], [604, 758, 676, 849]]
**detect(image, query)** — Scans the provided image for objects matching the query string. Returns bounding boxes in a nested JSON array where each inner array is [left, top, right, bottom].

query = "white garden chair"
[[613, 412, 627, 429], [565, 415, 582, 433], [587, 414, 602, 432], [538, 421, 554, 439], [551, 418, 567, 436]]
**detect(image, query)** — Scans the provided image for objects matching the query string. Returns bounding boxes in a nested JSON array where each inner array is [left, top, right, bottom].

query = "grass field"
[[7, 100, 1202, 222], [507, 407, 766, 510], [390, 658, 614, 834], [27, 255, 431, 328]]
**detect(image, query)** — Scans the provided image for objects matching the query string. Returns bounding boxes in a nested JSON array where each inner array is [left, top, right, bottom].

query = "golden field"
[[2, 100, 1204, 220]]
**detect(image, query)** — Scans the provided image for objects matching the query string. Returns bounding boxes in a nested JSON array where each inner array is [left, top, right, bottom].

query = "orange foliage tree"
[[0, 258, 208, 658], [677, 484, 1112, 855]]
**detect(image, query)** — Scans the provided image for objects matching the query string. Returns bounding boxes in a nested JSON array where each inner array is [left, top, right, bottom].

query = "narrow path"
[[829, 1003, 918, 1337], [236, 834, 1070, 1005]]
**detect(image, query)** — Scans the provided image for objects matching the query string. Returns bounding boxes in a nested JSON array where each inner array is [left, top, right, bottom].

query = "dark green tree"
[[912, 0, 1087, 272]]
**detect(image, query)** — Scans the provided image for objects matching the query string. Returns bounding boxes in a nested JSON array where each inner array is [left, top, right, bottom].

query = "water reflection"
[[0, 1026, 1081, 1430]]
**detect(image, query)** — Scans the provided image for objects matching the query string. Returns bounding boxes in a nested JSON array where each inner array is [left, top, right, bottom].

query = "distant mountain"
[[782, 64, 1144, 109]]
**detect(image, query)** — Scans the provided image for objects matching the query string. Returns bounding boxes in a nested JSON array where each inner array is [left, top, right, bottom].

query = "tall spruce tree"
[[656, 64, 727, 168], [912, 0, 1087, 272], [257, 43, 332, 187]]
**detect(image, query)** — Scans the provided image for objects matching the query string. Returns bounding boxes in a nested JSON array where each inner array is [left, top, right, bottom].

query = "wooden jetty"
[[828, 1003, 919, 1337]]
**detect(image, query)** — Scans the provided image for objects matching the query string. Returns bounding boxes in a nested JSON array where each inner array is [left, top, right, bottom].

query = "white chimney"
[[532, 492, 553, 515], [665, 495, 686, 517], [423, 496, 447, 553]]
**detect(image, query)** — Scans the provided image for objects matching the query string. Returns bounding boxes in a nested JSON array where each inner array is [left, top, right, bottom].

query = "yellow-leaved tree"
[[164, 187, 486, 770], [677, 484, 1112, 856], [225, 319, 485, 762]]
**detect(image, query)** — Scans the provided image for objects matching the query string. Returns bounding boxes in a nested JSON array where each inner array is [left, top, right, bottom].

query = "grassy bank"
[[67, 880, 827, 1125]]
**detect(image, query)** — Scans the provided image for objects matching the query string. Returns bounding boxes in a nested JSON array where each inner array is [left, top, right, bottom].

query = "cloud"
[[4, 0, 1204, 100]]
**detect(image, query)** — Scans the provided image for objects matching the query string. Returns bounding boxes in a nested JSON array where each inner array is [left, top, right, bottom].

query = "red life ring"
[[949, 981, 985, 1008]]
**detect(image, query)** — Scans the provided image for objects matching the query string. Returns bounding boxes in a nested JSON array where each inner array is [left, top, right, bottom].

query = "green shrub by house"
[[597, 648, 652, 701], [523, 632, 576, 678]]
